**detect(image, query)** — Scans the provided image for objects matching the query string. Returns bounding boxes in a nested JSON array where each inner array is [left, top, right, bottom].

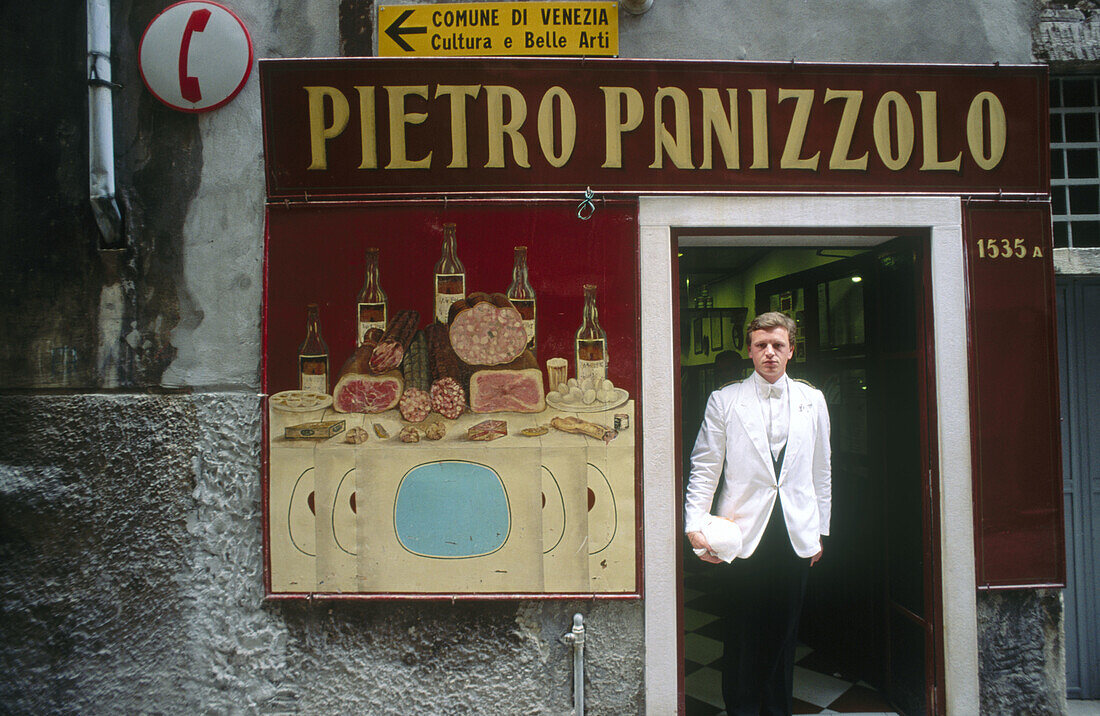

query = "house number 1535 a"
[[976, 237, 1044, 259]]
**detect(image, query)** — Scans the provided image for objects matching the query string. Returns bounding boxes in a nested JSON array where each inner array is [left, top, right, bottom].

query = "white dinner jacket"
[[685, 375, 832, 559]]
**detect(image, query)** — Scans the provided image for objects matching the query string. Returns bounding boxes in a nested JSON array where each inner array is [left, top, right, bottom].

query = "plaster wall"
[[158, 0, 344, 388], [616, 0, 1036, 64]]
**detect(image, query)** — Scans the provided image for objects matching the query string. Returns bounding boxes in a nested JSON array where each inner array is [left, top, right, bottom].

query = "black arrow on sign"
[[385, 9, 427, 52]]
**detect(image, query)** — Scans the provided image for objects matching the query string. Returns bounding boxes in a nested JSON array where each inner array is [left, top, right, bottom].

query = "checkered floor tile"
[[683, 557, 899, 715]]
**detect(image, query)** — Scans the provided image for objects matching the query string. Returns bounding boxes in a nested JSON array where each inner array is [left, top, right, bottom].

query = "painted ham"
[[469, 368, 546, 413], [333, 370, 404, 413], [333, 340, 404, 413]]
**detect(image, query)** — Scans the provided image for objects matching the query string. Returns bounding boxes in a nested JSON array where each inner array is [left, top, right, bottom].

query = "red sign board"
[[964, 201, 1065, 589], [259, 58, 1048, 198]]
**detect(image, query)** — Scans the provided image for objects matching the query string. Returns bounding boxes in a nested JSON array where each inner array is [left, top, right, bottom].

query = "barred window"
[[1051, 76, 1100, 248]]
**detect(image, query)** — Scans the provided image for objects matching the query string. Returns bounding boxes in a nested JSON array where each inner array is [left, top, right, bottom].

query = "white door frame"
[[639, 195, 979, 714]]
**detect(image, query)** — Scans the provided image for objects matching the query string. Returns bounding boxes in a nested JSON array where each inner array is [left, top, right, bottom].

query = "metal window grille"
[[1051, 76, 1100, 248]]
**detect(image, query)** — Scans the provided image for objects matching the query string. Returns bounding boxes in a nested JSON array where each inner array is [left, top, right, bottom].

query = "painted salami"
[[469, 368, 546, 414], [399, 387, 431, 422], [426, 322, 465, 383], [369, 310, 420, 374], [402, 331, 431, 391], [448, 293, 528, 367], [430, 376, 465, 419]]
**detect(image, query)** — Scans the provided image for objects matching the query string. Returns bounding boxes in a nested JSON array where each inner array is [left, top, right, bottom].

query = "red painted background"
[[965, 201, 1065, 588], [265, 201, 639, 398]]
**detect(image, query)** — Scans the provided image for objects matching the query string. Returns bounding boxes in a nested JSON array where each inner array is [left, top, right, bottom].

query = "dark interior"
[[679, 239, 937, 715]]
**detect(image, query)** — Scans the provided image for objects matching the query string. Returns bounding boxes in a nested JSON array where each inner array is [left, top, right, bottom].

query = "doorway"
[[638, 195, 979, 715], [1059, 277, 1100, 700], [677, 238, 940, 715]]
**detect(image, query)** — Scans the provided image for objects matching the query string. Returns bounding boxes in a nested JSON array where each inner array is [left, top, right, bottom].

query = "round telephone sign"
[[138, 1, 253, 112]]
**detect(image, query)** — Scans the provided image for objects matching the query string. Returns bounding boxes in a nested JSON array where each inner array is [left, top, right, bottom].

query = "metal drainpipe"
[[87, 0, 123, 249], [560, 613, 586, 714]]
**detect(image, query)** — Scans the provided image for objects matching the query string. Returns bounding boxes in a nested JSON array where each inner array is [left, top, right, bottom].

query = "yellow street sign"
[[378, 2, 618, 57]]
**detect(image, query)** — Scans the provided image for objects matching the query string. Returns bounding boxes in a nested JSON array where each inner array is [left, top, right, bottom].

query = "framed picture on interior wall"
[[710, 313, 723, 351], [693, 316, 705, 355], [724, 307, 748, 351]]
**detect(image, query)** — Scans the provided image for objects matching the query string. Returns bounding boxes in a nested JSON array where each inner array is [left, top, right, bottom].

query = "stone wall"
[[0, 394, 644, 713], [978, 589, 1067, 714], [1036, 2, 1100, 66]]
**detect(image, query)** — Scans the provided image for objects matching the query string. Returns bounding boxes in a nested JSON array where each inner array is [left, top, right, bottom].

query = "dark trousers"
[[719, 499, 811, 716]]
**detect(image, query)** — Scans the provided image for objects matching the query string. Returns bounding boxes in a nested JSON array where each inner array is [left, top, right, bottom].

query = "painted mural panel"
[[314, 448, 356, 592], [268, 447, 317, 593], [263, 201, 639, 596]]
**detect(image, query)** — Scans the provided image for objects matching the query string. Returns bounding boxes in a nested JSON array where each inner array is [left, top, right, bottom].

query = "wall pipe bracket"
[[87, 0, 124, 249], [620, 0, 653, 15], [559, 613, 586, 714]]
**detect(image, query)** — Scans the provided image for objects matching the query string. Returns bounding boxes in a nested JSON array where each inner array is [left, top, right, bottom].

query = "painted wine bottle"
[[356, 247, 387, 345], [434, 223, 466, 323], [575, 284, 608, 382], [505, 245, 536, 352], [298, 303, 329, 393]]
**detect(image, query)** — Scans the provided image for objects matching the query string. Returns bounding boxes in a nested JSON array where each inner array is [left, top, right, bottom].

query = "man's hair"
[[746, 311, 797, 343]]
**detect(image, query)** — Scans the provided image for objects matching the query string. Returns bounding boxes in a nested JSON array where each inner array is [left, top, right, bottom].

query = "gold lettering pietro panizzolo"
[[301, 84, 1008, 175]]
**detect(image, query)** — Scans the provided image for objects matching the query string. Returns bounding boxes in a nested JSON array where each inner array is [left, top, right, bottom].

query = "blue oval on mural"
[[394, 461, 510, 558]]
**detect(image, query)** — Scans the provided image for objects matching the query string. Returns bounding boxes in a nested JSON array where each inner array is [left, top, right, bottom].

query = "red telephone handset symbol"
[[178, 8, 211, 103]]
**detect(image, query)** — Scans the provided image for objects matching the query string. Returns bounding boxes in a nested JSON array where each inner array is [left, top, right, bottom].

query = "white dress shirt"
[[753, 371, 790, 460]]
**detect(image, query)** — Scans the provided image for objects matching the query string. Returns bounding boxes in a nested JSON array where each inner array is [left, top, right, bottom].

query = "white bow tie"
[[759, 382, 784, 399]]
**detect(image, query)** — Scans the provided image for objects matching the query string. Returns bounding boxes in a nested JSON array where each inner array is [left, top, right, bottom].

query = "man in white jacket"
[[686, 311, 832, 716]]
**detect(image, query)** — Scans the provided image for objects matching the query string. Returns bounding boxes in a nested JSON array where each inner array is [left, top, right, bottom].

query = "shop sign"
[[964, 201, 1065, 589], [139, 0, 253, 113], [259, 58, 1048, 198], [378, 2, 618, 57]]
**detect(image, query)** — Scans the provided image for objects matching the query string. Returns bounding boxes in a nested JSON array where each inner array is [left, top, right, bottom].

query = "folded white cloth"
[[692, 514, 743, 563]]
